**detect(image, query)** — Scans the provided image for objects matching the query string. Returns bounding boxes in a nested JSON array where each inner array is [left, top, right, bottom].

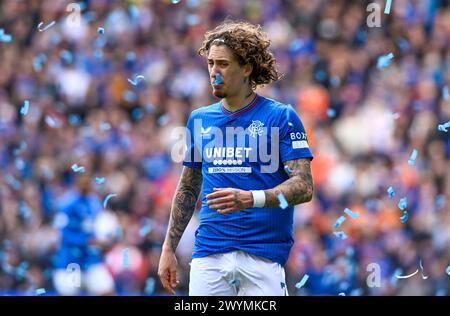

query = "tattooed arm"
[[263, 158, 313, 207], [158, 166, 202, 294], [206, 158, 313, 213]]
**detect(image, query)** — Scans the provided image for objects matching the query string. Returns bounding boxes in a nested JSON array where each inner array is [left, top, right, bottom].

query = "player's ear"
[[243, 63, 253, 77]]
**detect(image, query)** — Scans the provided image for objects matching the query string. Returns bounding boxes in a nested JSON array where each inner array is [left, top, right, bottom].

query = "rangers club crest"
[[248, 120, 264, 138]]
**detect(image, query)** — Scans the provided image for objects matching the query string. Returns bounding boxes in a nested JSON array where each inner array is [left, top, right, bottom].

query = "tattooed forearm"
[[263, 158, 313, 208], [163, 167, 202, 252]]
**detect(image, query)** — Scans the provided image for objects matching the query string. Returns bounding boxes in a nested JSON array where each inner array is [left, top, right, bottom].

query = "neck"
[[222, 89, 256, 112]]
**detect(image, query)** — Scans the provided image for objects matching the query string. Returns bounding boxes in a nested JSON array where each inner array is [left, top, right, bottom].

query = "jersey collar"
[[220, 94, 260, 118]]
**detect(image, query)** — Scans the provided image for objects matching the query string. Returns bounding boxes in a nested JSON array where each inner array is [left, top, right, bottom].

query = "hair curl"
[[198, 20, 283, 90]]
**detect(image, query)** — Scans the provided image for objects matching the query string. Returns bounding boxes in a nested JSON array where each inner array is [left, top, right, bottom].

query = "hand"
[[158, 246, 179, 295], [206, 187, 254, 214]]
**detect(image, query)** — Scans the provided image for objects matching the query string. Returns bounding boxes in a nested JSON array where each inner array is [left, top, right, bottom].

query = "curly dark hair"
[[198, 20, 283, 90]]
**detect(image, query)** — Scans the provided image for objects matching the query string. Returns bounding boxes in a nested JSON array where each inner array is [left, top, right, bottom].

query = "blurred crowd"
[[0, 0, 449, 296]]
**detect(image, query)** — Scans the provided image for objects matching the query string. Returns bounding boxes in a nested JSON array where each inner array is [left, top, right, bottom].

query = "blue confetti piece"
[[68, 114, 82, 126], [122, 248, 129, 268], [384, 0, 392, 14], [45, 115, 59, 128], [397, 38, 409, 51], [95, 177, 105, 184], [0, 29, 13, 43], [277, 193, 289, 209], [344, 207, 359, 219], [32, 53, 47, 72], [391, 268, 403, 285], [446, 266, 450, 275], [400, 211, 408, 223], [37, 21, 56, 32], [103, 193, 117, 209], [295, 274, 309, 289], [334, 216, 346, 229], [139, 219, 153, 237], [284, 165, 294, 174], [128, 74, 145, 86], [327, 108, 336, 118], [97, 27, 105, 34], [15, 158, 25, 170], [36, 288, 46, 295], [376, 52, 394, 70], [387, 186, 395, 199], [443, 86, 449, 100], [213, 73, 223, 85], [333, 231, 348, 239], [20, 100, 29, 116], [123, 90, 137, 102], [129, 5, 140, 18], [126, 51, 136, 62], [408, 149, 418, 166], [172, 0, 181, 4], [438, 121, 450, 133], [60, 50, 73, 64], [338, 292, 346, 296], [13, 141, 27, 156], [435, 195, 445, 209], [144, 277, 155, 295], [71, 164, 85, 173], [398, 197, 408, 211]]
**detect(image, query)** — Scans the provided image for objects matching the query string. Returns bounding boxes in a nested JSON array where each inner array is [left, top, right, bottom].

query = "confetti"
[[333, 231, 348, 239], [437, 121, 450, 133], [97, 27, 105, 34], [376, 52, 394, 70], [387, 186, 395, 199], [408, 149, 418, 166], [398, 197, 408, 211], [284, 165, 294, 174], [397, 38, 409, 51], [13, 141, 27, 156], [139, 219, 153, 237], [95, 177, 105, 184], [68, 114, 81, 126], [127, 74, 145, 86], [338, 292, 346, 296], [60, 50, 73, 64], [20, 100, 29, 116], [213, 73, 223, 85], [334, 216, 346, 229], [327, 108, 336, 118], [172, 0, 181, 4], [344, 207, 359, 219], [32, 53, 47, 72], [36, 288, 46, 295], [122, 248, 129, 268], [396, 269, 418, 279], [103, 193, 117, 208], [399, 211, 408, 223], [100, 122, 111, 131], [295, 274, 309, 289], [0, 29, 13, 43], [37, 21, 56, 32], [277, 193, 289, 209], [446, 266, 450, 275], [45, 115, 59, 128], [71, 164, 85, 173], [419, 260, 428, 279], [390, 268, 403, 285], [144, 277, 155, 295], [443, 86, 449, 100], [384, 0, 392, 14], [435, 195, 445, 209]]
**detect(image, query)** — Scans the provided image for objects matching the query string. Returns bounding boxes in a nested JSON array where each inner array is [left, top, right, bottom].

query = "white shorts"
[[189, 251, 288, 296], [53, 263, 115, 296]]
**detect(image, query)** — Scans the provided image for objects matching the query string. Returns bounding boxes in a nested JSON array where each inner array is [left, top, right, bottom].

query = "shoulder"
[[258, 95, 297, 120], [189, 101, 221, 120]]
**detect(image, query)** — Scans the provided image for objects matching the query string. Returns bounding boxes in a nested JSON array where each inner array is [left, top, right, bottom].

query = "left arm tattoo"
[[263, 158, 314, 208]]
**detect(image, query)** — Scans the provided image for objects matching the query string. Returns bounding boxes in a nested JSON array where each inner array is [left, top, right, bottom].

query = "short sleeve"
[[182, 113, 202, 169], [279, 105, 313, 163]]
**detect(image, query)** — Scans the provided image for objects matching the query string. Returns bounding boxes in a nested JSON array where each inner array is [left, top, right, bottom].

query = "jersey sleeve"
[[182, 113, 202, 169], [278, 105, 313, 163]]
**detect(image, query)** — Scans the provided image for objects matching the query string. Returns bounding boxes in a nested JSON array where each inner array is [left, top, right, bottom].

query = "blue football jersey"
[[183, 94, 313, 266]]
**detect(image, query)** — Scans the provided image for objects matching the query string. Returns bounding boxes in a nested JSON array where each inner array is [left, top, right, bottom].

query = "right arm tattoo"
[[163, 166, 202, 252]]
